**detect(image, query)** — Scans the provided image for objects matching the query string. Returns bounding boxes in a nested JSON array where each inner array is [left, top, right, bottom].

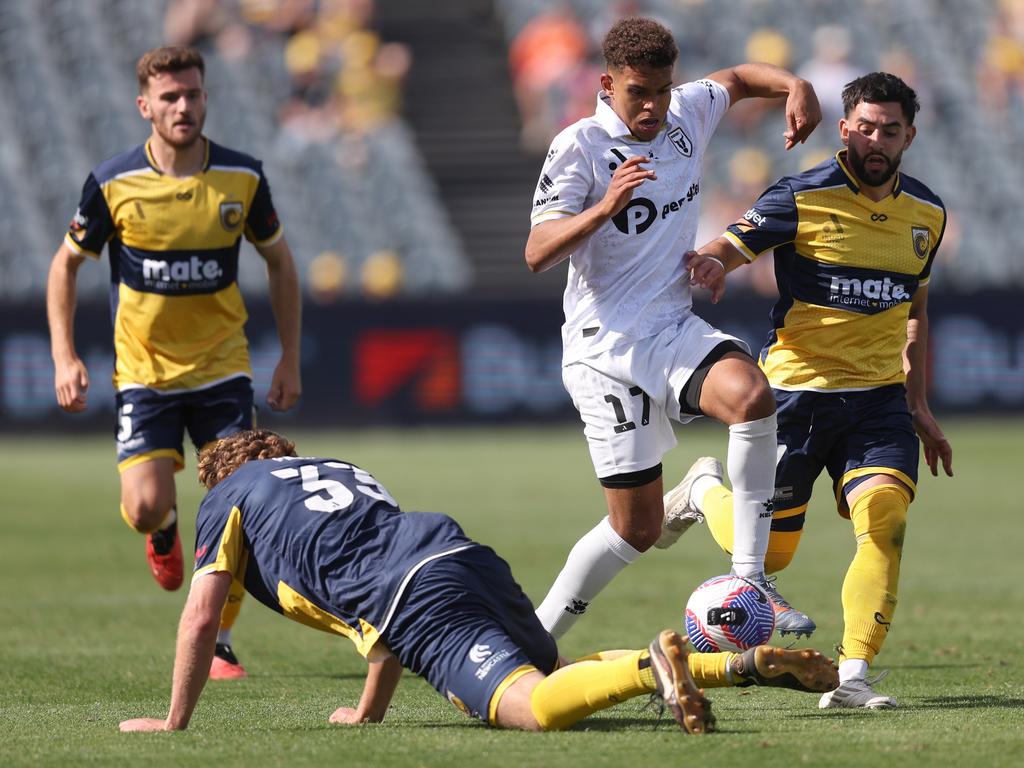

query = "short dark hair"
[[842, 72, 920, 124], [136, 46, 205, 92], [602, 17, 678, 71]]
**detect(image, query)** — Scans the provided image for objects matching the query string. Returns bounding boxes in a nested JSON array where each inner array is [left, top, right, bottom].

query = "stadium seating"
[[1, 0, 1021, 297], [0, 0, 470, 299]]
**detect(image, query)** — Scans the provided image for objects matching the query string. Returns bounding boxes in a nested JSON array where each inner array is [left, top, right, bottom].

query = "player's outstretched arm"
[[120, 572, 232, 732], [706, 63, 821, 149], [329, 652, 403, 725], [905, 287, 953, 477], [46, 243, 90, 412], [258, 236, 302, 412], [684, 236, 749, 304], [525, 156, 656, 273]]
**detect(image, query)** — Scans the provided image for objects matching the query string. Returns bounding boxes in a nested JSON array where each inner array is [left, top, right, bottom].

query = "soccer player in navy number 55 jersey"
[[120, 429, 841, 734]]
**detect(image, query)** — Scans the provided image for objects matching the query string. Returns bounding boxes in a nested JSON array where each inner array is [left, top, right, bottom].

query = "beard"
[[848, 144, 901, 187], [157, 114, 205, 149]]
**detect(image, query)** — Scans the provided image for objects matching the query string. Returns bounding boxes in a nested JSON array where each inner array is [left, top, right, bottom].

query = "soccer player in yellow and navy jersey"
[[46, 46, 302, 680], [119, 429, 839, 734], [676, 72, 954, 709]]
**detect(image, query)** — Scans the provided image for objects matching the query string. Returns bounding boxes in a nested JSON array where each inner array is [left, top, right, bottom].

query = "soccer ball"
[[684, 575, 775, 652]]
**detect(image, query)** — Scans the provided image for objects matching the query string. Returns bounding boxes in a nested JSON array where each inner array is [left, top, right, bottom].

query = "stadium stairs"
[[376, 0, 562, 298]]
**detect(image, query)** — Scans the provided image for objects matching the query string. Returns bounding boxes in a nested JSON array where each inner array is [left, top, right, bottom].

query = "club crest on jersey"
[[668, 127, 692, 157], [220, 201, 244, 232], [911, 226, 930, 259]]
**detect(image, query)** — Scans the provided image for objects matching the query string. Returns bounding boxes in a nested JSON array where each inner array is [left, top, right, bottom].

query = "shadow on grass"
[[793, 694, 1024, 717], [915, 695, 1024, 709]]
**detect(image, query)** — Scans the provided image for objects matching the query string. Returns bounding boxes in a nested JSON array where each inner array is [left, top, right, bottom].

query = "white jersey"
[[531, 79, 730, 366]]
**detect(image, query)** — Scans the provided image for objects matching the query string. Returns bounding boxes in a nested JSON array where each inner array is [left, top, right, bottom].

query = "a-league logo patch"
[[220, 201, 244, 231], [668, 127, 692, 157], [911, 226, 930, 259]]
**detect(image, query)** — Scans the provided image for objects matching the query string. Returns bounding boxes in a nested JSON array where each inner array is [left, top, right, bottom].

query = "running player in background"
[[525, 16, 821, 640], [119, 429, 838, 734], [46, 45, 302, 680], [679, 72, 953, 708]]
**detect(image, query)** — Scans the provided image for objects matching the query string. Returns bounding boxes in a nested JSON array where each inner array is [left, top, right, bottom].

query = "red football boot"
[[146, 522, 183, 591]]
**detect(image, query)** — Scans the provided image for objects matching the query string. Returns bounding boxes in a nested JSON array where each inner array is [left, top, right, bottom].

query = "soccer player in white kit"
[[526, 17, 821, 640]]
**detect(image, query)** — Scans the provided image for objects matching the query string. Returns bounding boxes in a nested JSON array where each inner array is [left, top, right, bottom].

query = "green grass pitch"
[[1, 419, 1022, 767]]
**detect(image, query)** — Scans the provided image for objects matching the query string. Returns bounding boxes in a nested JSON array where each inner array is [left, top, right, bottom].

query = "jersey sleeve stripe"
[[531, 209, 575, 225], [250, 225, 284, 248], [63, 234, 102, 259], [723, 230, 760, 261]]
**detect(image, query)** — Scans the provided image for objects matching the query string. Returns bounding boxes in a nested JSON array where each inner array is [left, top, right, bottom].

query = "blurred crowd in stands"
[[161, 0, 461, 302], [0, 0, 1021, 301], [498, 0, 1024, 295]]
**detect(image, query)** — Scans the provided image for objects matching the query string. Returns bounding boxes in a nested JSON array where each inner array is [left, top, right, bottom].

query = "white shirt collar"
[[595, 91, 634, 139]]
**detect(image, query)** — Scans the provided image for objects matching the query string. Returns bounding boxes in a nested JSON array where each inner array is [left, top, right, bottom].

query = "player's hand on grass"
[[600, 156, 656, 218], [912, 410, 953, 477], [783, 79, 821, 150], [266, 361, 301, 411], [685, 250, 727, 303], [119, 717, 169, 732], [54, 357, 89, 412], [329, 706, 380, 725]]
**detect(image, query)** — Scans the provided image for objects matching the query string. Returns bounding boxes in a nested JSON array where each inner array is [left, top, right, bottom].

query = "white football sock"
[[159, 506, 177, 530], [690, 475, 721, 513], [217, 628, 233, 646], [839, 658, 868, 683], [727, 413, 778, 580], [535, 516, 641, 639]]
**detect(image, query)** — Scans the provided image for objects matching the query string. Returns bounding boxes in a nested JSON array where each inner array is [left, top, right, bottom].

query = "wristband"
[[704, 256, 725, 271]]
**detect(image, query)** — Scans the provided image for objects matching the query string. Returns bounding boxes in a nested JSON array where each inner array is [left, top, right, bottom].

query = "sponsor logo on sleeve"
[[743, 208, 767, 227], [69, 210, 89, 240]]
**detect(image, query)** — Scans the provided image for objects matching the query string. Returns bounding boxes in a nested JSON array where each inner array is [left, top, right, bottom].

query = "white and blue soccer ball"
[[684, 575, 775, 652]]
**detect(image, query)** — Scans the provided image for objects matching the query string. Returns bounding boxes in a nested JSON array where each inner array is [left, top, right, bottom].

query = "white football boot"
[[655, 457, 722, 549], [819, 673, 897, 709]]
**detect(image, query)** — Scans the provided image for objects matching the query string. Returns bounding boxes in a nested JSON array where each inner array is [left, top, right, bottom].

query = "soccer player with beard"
[[527, 16, 821, 643], [46, 46, 302, 680], [679, 72, 954, 708]]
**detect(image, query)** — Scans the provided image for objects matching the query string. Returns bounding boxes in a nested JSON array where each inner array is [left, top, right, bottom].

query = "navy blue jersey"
[[193, 457, 476, 657]]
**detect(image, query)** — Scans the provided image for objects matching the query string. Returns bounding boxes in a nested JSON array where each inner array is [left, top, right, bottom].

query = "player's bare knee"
[[120, 497, 170, 533]]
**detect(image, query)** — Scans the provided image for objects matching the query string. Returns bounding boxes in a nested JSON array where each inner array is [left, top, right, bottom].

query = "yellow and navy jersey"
[[192, 457, 476, 658], [724, 151, 945, 391], [64, 139, 283, 392]]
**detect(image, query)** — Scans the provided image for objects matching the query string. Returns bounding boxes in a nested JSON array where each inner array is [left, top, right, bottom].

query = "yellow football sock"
[[702, 485, 735, 555], [688, 651, 738, 688], [840, 484, 910, 664], [219, 577, 246, 631], [700, 487, 803, 573], [530, 650, 650, 730]]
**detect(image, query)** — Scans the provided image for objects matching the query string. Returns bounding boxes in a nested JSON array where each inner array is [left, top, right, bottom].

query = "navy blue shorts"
[[773, 384, 919, 517], [384, 545, 557, 724], [115, 377, 254, 471]]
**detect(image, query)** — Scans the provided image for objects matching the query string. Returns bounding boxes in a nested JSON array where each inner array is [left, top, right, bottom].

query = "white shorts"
[[562, 315, 748, 480]]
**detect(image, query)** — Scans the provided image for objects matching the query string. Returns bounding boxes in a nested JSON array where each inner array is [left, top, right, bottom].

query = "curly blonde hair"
[[198, 429, 297, 489]]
